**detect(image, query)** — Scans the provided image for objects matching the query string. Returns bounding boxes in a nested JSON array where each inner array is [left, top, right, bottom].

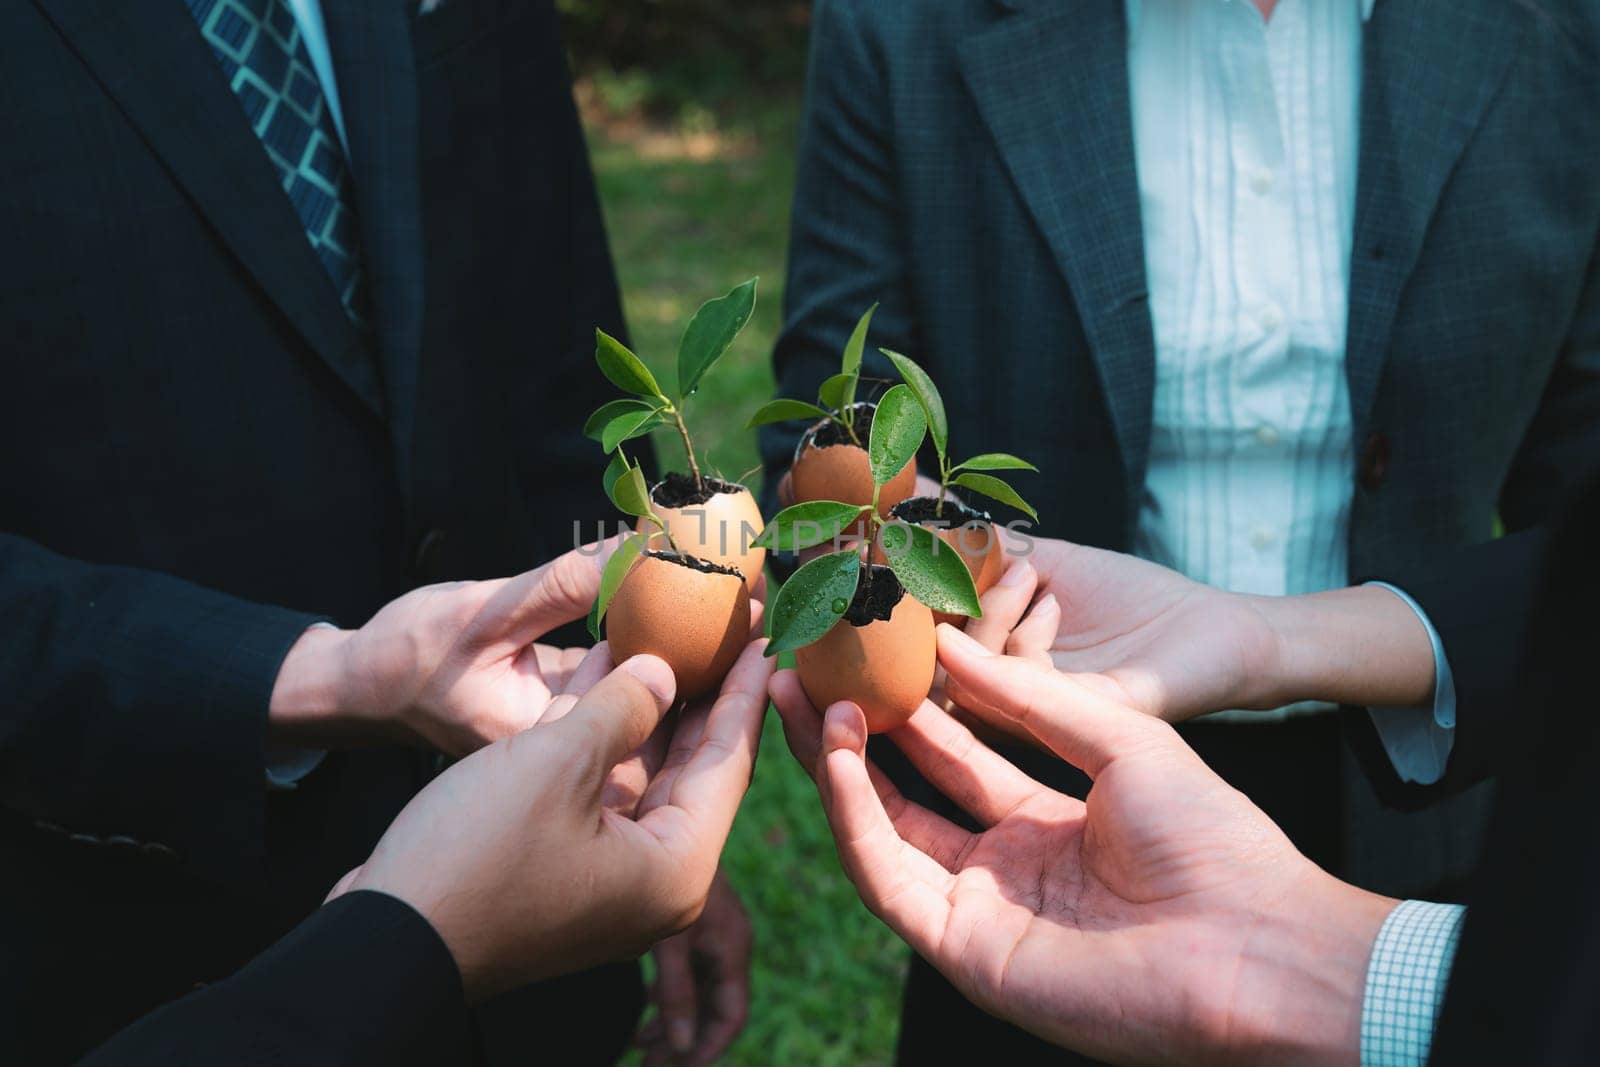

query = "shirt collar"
[[1125, 0, 1379, 31]]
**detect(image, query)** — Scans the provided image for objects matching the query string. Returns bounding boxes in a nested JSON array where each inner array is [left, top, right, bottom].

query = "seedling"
[[746, 304, 881, 445]]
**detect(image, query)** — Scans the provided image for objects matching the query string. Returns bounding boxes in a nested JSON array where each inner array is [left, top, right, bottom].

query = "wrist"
[[1219, 870, 1397, 1065], [1252, 588, 1435, 710], [268, 625, 361, 746]]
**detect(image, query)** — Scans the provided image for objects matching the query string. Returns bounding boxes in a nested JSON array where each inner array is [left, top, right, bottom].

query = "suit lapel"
[[321, 3, 426, 474], [1346, 0, 1526, 435], [33, 0, 382, 418], [959, 0, 1155, 511]]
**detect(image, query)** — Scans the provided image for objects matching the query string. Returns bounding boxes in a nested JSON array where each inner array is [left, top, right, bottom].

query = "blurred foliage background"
[[561, 4, 910, 1064]]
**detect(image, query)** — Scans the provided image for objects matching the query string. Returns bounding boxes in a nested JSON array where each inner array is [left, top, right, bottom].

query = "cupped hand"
[[771, 627, 1394, 1064], [333, 639, 772, 1002], [271, 538, 627, 755], [637, 870, 752, 1066]]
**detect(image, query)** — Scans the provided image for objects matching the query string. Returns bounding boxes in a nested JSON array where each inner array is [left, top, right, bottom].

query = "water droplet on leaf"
[[831, 597, 848, 614]]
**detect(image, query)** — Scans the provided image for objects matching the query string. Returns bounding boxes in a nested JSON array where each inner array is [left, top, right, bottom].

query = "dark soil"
[[644, 549, 744, 581], [844, 564, 905, 626], [808, 402, 876, 450], [652, 471, 745, 508], [891, 496, 992, 527]]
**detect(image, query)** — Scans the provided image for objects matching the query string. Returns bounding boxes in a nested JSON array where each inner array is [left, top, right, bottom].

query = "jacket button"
[[1359, 432, 1392, 491], [413, 528, 449, 581]]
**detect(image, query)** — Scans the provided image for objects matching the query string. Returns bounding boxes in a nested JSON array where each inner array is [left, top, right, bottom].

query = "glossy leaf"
[[951, 452, 1039, 473], [587, 534, 644, 640], [879, 349, 948, 463], [766, 550, 861, 656], [600, 408, 663, 453], [584, 399, 655, 441], [758, 501, 869, 551], [602, 450, 629, 508], [839, 304, 877, 410], [879, 522, 982, 618], [678, 278, 758, 399], [747, 398, 832, 428], [868, 384, 926, 488], [952, 472, 1039, 522], [595, 329, 664, 400], [611, 460, 655, 520], [817, 372, 855, 412]]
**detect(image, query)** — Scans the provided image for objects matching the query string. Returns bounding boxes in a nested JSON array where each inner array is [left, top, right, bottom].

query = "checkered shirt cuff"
[[1361, 900, 1467, 1066]]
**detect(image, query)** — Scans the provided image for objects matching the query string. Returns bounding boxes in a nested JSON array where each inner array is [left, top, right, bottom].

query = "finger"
[[770, 668, 822, 780], [752, 568, 768, 605], [857, 741, 974, 871], [561, 640, 616, 697], [544, 655, 677, 794], [886, 701, 1044, 827], [938, 624, 1170, 779], [817, 702, 956, 961], [689, 966, 750, 1066], [1005, 593, 1060, 666], [638, 641, 772, 850], [961, 561, 1038, 653], [746, 597, 766, 641], [650, 935, 699, 1058]]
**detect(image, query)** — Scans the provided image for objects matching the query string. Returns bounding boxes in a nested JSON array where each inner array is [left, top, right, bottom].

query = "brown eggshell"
[[869, 502, 1006, 628], [790, 430, 917, 536], [637, 482, 766, 594], [794, 593, 935, 734], [606, 553, 751, 701]]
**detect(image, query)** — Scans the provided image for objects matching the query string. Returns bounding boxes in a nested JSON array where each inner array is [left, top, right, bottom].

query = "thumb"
[[937, 624, 1172, 778], [501, 539, 618, 644], [324, 865, 363, 903], [546, 655, 678, 794]]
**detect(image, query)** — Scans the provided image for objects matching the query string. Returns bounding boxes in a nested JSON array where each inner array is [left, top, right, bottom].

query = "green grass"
[[585, 91, 907, 1065]]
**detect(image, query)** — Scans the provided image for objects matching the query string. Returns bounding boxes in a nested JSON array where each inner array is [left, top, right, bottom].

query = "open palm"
[[772, 626, 1388, 1063]]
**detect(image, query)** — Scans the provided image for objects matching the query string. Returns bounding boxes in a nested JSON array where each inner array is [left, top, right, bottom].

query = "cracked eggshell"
[[637, 482, 765, 594], [794, 594, 935, 733], [606, 552, 752, 701]]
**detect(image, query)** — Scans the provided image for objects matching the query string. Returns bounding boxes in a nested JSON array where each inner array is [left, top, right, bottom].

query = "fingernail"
[[939, 623, 994, 655], [670, 1020, 693, 1052], [999, 562, 1034, 587], [1037, 593, 1058, 612], [619, 655, 677, 706]]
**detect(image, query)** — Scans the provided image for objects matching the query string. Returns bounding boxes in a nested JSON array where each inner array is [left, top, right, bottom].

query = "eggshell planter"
[[794, 564, 935, 733], [790, 403, 918, 536], [606, 550, 751, 701], [637, 472, 766, 594], [875, 496, 1005, 628]]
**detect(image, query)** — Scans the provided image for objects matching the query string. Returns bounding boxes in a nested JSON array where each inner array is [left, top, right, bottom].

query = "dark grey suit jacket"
[[763, 0, 1600, 895]]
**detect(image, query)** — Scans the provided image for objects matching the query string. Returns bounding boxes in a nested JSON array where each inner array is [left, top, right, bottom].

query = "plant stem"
[[669, 406, 703, 491], [833, 413, 862, 448], [648, 512, 682, 554], [936, 459, 950, 519]]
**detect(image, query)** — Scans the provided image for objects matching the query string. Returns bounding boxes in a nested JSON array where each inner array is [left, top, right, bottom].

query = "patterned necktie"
[[185, 0, 370, 328]]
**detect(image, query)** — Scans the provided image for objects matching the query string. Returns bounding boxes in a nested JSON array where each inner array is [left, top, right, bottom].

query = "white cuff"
[[1363, 583, 1456, 786]]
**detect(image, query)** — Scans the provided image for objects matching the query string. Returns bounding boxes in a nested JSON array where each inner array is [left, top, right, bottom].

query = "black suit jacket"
[[0, 1, 638, 1060], [1350, 474, 1600, 1063]]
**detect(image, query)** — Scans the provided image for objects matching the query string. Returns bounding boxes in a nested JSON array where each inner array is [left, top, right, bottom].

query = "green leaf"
[[879, 349, 948, 463], [952, 473, 1039, 522], [839, 304, 877, 410], [747, 398, 832, 428], [868, 384, 926, 488], [595, 330, 665, 400], [584, 399, 655, 441], [588, 535, 645, 640], [951, 452, 1039, 473], [677, 278, 758, 400], [611, 461, 655, 520], [817, 372, 855, 412], [599, 408, 663, 453], [879, 523, 982, 618], [766, 550, 861, 655], [758, 501, 870, 551], [602, 450, 629, 507]]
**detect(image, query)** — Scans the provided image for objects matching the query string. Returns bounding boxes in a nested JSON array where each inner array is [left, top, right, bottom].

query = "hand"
[[771, 627, 1397, 1064], [269, 540, 622, 754], [330, 640, 773, 1002], [637, 871, 752, 1066], [1006, 534, 1436, 721]]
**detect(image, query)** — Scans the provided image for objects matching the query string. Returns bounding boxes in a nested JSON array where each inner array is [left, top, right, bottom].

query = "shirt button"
[[1249, 527, 1277, 551], [1249, 168, 1274, 195], [1258, 304, 1283, 332], [1255, 424, 1280, 447]]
